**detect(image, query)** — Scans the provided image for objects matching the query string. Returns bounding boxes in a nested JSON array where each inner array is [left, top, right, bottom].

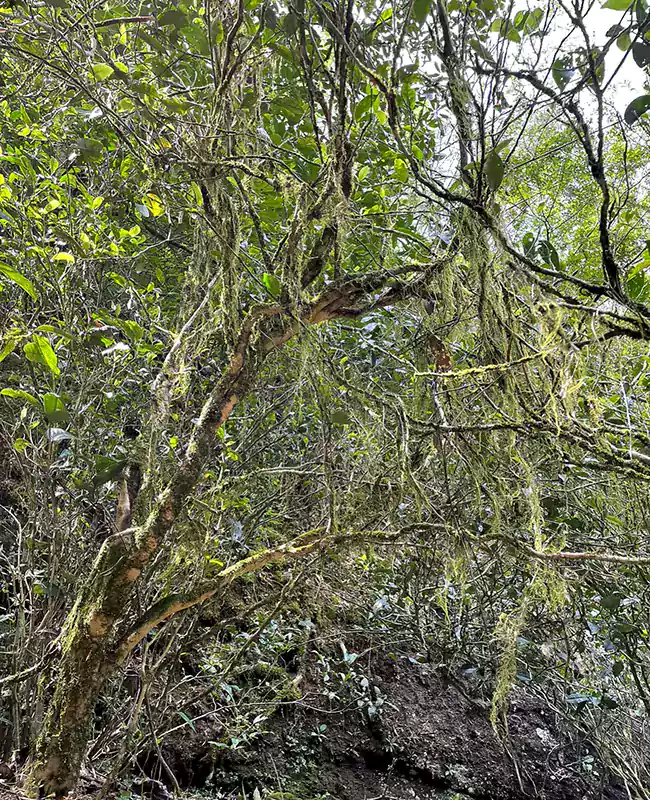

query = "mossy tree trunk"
[[25, 632, 114, 797], [24, 318, 267, 796], [23, 273, 423, 796]]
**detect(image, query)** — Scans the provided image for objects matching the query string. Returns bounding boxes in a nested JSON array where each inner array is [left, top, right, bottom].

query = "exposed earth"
[[132, 648, 627, 800]]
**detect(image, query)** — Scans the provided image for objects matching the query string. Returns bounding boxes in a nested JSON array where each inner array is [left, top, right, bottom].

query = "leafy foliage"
[[2, 0, 650, 795]]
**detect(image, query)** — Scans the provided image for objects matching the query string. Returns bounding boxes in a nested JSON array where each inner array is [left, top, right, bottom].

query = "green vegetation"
[[2, 0, 650, 796]]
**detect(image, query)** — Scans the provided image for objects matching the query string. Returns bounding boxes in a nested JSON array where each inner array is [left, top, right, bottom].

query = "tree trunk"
[[24, 635, 113, 797], [23, 323, 267, 796], [21, 271, 412, 795], [23, 530, 140, 797]]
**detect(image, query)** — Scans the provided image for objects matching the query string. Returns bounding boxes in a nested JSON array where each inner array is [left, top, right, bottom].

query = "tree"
[[3, 0, 650, 794]]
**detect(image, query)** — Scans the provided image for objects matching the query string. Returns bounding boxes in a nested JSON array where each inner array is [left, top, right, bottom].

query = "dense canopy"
[[2, 0, 650, 796]]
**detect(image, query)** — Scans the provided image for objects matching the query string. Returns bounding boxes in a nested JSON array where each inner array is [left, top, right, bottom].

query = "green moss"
[[268, 794, 328, 800]]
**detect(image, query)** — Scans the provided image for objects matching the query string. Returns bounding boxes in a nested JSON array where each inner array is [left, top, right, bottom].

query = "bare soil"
[[149, 649, 627, 800]]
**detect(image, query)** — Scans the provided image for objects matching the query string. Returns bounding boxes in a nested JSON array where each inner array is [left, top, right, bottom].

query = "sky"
[[592, 4, 646, 111]]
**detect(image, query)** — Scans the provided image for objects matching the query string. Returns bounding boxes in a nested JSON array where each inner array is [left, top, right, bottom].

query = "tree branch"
[[116, 528, 403, 661]]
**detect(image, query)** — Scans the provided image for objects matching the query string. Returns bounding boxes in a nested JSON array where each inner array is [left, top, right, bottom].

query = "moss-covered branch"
[[116, 528, 403, 660]]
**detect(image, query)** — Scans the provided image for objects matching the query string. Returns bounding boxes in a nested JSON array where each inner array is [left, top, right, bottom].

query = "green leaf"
[[159, 8, 188, 28], [331, 410, 351, 425], [602, 0, 634, 8], [145, 193, 164, 217], [413, 0, 432, 23], [13, 438, 31, 453], [0, 263, 37, 300], [513, 8, 543, 33], [120, 320, 144, 341], [1, 388, 39, 407], [0, 338, 17, 363], [491, 18, 521, 42], [552, 58, 575, 89], [617, 32, 632, 50], [42, 392, 69, 424], [264, 5, 278, 28], [394, 157, 409, 182], [354, 94, 374, 121], [627, 268, 650, 301], [601, 593, 622, 611], [522, 232, 535, 253], [538, 240, 561, 269], [624, 94, 650, 124], [633, 42, 650, 67], [43, 198, 61, 214], [358, 165, 370, 181], [90, 63, 115, 81], [117, 98, 136, 113], [177, 711, 197, 731], [53, 252, 75, 264], [484, 150, 505, 191], [24, 335, 60, 377], [93, 455, 127, 486], [262, 272, 282, 296], [190, 183, 203, 207], [284, 11, 298, 35]]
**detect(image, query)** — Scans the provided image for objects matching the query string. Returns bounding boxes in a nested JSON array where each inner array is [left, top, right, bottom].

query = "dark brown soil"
[[149, 649, 626, 800]]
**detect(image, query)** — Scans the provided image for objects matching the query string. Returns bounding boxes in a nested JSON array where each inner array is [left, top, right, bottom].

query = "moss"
[[268, 794, 327, 800], [281, 762, 326, 799]]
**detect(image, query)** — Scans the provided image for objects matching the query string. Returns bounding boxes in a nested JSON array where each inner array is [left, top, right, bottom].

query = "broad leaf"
[[0, 263, 37, 300], [538, 240, 561, 269], [394, 158, 409, 182], [413, 0, 431, 23], [42, 392, 69, 424], [24, 335, 60, 376], [1, 388, 39, 407], [632, 42, 650, 67], [624, 94, 650, 124], [90, 63, 114, 81], [93, 455, 127, 486], [552, 59, 575, 89], [159, 9, 187, 28], [522, 232, 535, 253], [617, 32, 632, 50], [262, 272, 282, 296], [0, 338, 17, 363], [484, 150, 505, 191]]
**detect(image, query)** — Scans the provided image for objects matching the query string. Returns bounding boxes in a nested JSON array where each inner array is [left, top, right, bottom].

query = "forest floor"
[[135, 646, 627, 800], [0, 637, 629, 800]]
